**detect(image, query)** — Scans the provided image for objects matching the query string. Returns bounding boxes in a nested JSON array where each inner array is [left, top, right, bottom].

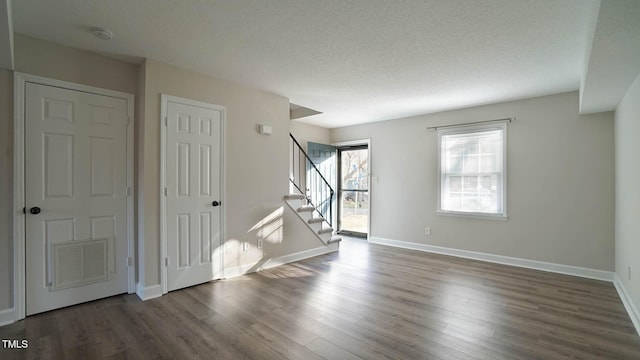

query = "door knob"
[[30, 207, 41, 214], [212, 201, 221, 207]]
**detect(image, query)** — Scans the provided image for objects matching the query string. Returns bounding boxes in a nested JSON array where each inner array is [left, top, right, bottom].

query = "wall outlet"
[[425, 227, 431, 236], [243, 242, 249, 252], [257, 238, 263, 249]]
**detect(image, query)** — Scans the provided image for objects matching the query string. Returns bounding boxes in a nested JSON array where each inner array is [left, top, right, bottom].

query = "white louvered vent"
[[51, 238, 111, 290]]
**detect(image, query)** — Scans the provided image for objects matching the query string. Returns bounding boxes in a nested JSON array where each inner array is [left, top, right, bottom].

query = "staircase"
[[286, 134, 341, 245]]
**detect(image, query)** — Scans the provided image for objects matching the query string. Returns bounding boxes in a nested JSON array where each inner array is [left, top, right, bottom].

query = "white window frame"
[[437, 121, 508, 220]]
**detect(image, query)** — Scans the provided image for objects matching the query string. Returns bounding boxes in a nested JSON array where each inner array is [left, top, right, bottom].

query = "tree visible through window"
[[437, 122, 507, 218]]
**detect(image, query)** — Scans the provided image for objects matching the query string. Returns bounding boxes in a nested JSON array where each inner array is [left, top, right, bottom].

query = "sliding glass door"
[[338, 146, 368, 237]]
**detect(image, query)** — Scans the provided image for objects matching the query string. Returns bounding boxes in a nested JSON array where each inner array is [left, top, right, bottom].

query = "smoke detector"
[[92, 27, 113, 40]]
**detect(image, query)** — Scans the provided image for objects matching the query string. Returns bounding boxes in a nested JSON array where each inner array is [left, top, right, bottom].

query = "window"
[[437, 122, 507, 218]]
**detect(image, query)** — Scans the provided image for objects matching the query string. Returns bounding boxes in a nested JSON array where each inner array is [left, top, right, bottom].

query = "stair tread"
[[318, 227, 333, 234], [297, 205, 315, 212], [328, 236, 342, 244], [308, 217, 324, 224], [284, 193, 306, 200]]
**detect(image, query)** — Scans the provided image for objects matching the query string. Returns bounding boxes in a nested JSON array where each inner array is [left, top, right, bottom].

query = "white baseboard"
[[369, 236, 614, 282], [614, 273, 640, 336], [224, 244, 339, 279], [0, 307, 16, 327], [136, 283, 162, 301], [223, 263, 256, 279]]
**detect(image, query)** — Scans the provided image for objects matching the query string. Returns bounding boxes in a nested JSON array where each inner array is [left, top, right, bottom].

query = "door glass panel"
[[339, 148, 368, 235], [340, 149, 368, 190], [340, 191, 368, 234]]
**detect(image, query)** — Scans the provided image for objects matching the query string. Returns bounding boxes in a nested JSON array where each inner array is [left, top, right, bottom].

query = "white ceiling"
[[4, 0, 637, 128]]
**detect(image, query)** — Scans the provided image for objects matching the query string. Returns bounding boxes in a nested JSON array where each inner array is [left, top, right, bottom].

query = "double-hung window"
[[437, 122, 507, 218]]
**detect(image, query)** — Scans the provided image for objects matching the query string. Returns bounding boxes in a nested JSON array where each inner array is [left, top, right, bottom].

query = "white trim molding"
[[224, 244, 339, 279], [0, 308, 16, 327], [614, 274, 640, 336], [136, 284, 163, 301], [369, 237, 614, 282], [13, 72, 136, 321]]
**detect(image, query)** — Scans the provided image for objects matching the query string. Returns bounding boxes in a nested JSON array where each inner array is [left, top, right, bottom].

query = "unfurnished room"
[[1, 0, 640, 359]]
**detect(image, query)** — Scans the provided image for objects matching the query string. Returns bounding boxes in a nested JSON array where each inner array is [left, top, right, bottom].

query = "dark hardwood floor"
[[2, 238, 639, 359]]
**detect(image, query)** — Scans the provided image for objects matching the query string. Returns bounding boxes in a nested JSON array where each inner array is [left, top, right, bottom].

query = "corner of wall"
[[135, 283, 162, 301], [614, 69, 640, 338], [0, 307, 16, 327]]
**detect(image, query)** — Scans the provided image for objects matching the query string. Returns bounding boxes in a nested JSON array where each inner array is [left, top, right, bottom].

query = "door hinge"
[[127, 257, 133, 267], [165, 257, 168, 267], [126, 187, 133, 196], [164, 188, 168, 196], [165, 117, 168, 126]]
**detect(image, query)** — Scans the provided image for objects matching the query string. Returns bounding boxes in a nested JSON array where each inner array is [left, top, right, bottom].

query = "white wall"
[[331, 91, 615, 271], [615, 72, 640, 317]]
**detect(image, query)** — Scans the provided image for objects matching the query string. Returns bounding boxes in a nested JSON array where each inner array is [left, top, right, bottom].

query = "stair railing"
[[289, 134, 334, 226]]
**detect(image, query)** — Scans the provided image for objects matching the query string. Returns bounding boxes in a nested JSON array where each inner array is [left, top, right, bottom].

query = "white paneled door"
[[25, 83, 129, 315], [165, 98, 223, 292]]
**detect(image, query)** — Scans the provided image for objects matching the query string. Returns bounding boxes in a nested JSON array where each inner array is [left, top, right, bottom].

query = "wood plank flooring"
[[2, 238, 639, 359]]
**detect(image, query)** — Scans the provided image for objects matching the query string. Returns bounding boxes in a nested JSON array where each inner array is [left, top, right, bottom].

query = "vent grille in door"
[[51, 238, 111, 291]]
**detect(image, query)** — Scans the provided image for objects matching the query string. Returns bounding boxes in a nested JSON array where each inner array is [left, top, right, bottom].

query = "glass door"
[[338, 145, 369, 237]]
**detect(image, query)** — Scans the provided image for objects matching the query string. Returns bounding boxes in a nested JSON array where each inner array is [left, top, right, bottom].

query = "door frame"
[[332, 138, 371, 239], [13, 72, 136, 321], [159, 94, 226, 294]]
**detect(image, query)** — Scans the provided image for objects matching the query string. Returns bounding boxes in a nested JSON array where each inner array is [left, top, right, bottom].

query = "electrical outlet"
[[257, 238, 263, 249], [243, 242, 249, 252], [425, 227, 431, 236]]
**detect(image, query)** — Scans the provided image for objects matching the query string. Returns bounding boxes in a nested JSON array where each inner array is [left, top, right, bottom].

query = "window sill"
[[437, 210, 508, 221]]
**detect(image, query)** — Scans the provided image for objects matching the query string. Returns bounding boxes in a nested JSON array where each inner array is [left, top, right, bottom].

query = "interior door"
[[165, 99, 223, 292], [25, 82, 129, 315]]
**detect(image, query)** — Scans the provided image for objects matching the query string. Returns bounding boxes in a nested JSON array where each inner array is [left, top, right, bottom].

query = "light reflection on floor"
[[318, 237, 497, 344], [330, 236, 371, 270]]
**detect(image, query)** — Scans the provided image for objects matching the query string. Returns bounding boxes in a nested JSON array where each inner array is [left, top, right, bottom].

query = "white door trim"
[[160, 94, 226, 294], [332, 138, 372, 239], [13, 72, 136, 321]]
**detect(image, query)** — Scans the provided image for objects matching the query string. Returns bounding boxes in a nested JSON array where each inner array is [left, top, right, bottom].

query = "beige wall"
[[290, 120, 331, 150], [139, 59, 321, 287], [615, 72, 640, 316], [0, 69, 13, 310], [0, 35, 140, 314], [14, 34, 138, 95], [1, 36, 328, 313], [331, 91, 615, 270]]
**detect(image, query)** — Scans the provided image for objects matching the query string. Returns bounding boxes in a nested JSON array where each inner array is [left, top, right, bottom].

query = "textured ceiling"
[[11, 0, 601, 128]]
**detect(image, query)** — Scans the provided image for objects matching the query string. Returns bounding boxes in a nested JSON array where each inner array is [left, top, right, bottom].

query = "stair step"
[[284, 193, 306, 200], [318, 227, 333, 235], [297, 205, 315, 212], [308, 217, 324, 224], [328, 236, 342, 244]]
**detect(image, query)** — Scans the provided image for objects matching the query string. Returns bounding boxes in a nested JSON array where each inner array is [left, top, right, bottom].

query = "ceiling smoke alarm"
[[93, 28, 113, 40]]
